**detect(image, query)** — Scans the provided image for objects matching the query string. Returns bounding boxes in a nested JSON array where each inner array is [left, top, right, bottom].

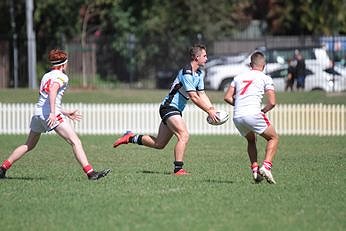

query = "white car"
[[205, 47, 332, 92], [268, 62, 346, 92], [205, 53, 248, 69]]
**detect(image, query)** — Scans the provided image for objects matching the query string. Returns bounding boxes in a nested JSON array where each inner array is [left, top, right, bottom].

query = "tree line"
[[0, 0, 345, 86]]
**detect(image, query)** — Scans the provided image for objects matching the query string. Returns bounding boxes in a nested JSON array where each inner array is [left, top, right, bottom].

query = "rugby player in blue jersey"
[[113, 44, 218, 175]]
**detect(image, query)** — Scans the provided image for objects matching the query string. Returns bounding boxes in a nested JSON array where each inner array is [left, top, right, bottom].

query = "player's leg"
[[242, 113, 278, 183], [245, 131, 258, 165], [0, 130, 41, 178], [141, 122, 173, 149], [113, 105, 177, 149], [260, 125, 279, 164], [245, 131, 263, 182], [54, 122, 89, 166], [234, 117, 261, 182], [259, 125, 279, 184], [113, 122, 173, 149], [54, 122, 110, 180], [165, 115, 189, 175]]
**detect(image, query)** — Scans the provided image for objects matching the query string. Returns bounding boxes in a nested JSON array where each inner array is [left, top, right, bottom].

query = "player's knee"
[[69, 137, 82, 147], [26, 140, 38, 151], [177, 132, 189, 144], [268, 133, 279, 145], [26, 144, 36, 152], [154, 143, 166, 149], [273, 134, 279, 143]]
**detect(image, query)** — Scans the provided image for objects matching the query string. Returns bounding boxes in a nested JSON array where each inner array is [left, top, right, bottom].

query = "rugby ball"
[[207, 110, 229, 125]]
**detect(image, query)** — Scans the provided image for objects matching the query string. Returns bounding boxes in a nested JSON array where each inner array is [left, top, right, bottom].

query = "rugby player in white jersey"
[[0, 49, 110, 180], [224, 51, 279, 184]]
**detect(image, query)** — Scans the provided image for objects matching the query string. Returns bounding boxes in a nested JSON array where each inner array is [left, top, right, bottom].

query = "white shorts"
[[30, 113, 65, 133], [233, 113, 271, 136]]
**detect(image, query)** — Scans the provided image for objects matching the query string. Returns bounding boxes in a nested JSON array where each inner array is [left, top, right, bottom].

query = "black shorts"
[[159, 105, 182, 124]]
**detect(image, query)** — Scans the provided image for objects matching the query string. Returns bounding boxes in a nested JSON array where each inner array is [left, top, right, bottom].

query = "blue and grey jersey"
[[161, 64, 205, 112]]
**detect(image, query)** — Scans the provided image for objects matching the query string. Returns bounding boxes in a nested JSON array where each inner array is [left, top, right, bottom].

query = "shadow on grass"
[[203, 179, 234, 184], [139, 170, 235, 183], [1, 176, 47, 181], [139, 170, 172, 175]]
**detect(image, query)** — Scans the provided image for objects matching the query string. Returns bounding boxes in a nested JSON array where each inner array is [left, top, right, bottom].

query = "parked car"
[[267, 62, 346, 92], [205, 53, 248, 69], [204, 46, 332, 91]]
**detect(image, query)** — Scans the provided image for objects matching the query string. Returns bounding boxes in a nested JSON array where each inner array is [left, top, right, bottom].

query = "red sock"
[[1, 160, 12, 170], [251, 163, 259, 169], [83, 164, 94, 175], [251, 163, 259, 173], [263, 160, 272, 170]]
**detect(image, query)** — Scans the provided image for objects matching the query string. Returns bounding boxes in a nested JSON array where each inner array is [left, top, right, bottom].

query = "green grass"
[[1, 88, 346, 104], [0, 135, 345, 231], [1, 89, 345, 230]]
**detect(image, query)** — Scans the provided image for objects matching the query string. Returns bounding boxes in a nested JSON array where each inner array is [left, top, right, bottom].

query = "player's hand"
[[66, 110, 82, 121], [47, 113, 56, 127], [207, 108, 219, 123]]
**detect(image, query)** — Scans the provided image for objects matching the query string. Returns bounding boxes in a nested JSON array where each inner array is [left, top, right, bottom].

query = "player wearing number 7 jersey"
[[0, 49, 111, 180], [224, 51, 279, 184]]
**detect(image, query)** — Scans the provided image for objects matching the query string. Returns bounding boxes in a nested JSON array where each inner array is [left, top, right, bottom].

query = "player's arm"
[[188, 91, 215, 113], [197, 90, 214, 109], [47, 82, 60, 127], [261, 89, 276, 113], [182, 72, 218, 120], [224, 86, 235, 106], [188, 91, 218, 121]]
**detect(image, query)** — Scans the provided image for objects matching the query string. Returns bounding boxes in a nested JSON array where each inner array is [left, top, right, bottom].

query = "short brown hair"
[[250, 51, 265, 67], [48, 49, 68, 66], [189, 44, 206, 61]]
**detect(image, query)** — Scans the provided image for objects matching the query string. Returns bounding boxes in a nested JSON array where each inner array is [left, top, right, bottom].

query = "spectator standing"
[[295, 50, 306, 91], [285, 58, 296, 91]]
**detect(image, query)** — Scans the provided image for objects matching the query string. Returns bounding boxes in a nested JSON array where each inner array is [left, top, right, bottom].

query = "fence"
[[0, 103, 345, 136]]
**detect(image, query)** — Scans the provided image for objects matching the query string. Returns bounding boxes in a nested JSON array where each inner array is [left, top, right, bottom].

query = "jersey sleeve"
[[264, 75, 275, 91], [180, 72, 197, 92], [53, 74, 68, 87], [230, 79, 236, 88]]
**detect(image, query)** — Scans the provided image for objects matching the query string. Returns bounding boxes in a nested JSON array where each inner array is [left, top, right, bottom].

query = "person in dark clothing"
[[285, 58, 296, 91], [295, 50, 306, 91]]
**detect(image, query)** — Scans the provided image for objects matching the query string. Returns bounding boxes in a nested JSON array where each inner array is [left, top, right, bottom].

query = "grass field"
[[0, 134, 345, 231], [1, 89, 345, 230]]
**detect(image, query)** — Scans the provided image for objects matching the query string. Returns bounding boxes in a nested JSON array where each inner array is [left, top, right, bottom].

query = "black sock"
[[174, 161, 184, 173], [129, 135, 143, 145]]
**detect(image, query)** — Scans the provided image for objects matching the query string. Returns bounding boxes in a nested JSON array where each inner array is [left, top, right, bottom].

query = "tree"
[[2, 0, 346, 87], [34, 0, 85, 60], [79, 0, 120, 87], [258, 0, 346, 35], [95, 0, 240, 82]]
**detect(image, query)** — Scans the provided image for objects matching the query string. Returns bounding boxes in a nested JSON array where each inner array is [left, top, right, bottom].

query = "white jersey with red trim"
[[231, 70, 274, 118], [34, 69, 69, 117]]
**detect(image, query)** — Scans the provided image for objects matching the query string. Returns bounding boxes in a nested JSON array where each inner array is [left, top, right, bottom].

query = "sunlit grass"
[[0, 135, 345, 231]]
